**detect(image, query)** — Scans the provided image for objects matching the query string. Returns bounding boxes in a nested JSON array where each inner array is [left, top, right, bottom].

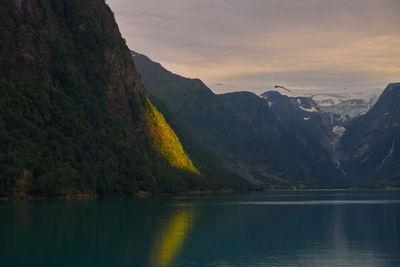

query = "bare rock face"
[[340, 83, 400, 185], [260, 91, 345, 181]]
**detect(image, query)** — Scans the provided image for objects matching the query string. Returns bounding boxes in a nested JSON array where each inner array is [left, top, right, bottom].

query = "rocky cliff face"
[[257, 91, 345, 183], [261, 91, 343, 168], [217, 92, 280, 139], [0, 0, 219, 197], [340, 83, 400, 185]]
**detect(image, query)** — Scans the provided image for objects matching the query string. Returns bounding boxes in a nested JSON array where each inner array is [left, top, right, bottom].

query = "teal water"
[[1, 190, 399, 267]]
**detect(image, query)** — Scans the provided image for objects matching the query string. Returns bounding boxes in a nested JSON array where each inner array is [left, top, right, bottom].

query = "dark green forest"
[[0, 0, 247, 198]]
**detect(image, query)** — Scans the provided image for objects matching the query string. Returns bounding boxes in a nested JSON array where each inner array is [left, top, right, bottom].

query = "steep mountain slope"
[[340, 83, 400, 185], [132, 52, 271, 184], [262, 91, 347, 176], [132, 52, 268, 181], [0, 0, 232, 198], [133, 51, 345, 186], [148, 96, 253, 191], [261, 91, 340, 155], [216, 92, 279, 140], [221, 91, 344, 184]]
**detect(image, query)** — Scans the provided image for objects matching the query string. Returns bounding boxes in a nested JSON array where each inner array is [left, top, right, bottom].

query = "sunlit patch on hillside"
[[145, 96, 200, 174]]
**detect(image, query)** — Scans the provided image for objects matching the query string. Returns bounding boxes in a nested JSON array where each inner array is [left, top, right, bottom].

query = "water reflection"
[[0, 190, 399, 267], [150, 205, 195, 266], [172, 191, 400, 266], [13, 200, 32, 232]]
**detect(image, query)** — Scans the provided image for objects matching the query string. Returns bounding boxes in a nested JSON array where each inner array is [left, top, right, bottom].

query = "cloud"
[[107, 0, 400, 93]]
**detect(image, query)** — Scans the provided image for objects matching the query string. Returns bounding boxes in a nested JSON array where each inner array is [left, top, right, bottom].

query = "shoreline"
[[0, 186, 399, 201]]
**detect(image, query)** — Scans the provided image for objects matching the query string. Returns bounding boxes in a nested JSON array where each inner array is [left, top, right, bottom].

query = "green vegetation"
[[0, 0, 245, 198], [145, 96, 199, 174]]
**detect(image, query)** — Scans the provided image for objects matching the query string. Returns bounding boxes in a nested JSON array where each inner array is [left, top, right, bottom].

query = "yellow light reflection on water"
[[150, 206, 194, 266]]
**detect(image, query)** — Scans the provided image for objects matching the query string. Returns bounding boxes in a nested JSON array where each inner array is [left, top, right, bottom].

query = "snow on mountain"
[[308, 89, 382, 120], [260, 86, 382, 120]]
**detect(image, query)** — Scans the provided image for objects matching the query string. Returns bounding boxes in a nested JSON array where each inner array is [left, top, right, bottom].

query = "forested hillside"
[[0, 0, 244, 198]]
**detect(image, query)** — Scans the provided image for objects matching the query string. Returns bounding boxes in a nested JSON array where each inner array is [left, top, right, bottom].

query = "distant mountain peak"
[[339, 82, 400, 185], [382, 82, 400, 95], [261, 86, 382, 121]]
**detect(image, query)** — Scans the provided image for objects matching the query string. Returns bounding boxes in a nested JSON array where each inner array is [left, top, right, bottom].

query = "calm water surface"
[[1, 190, 399, 267]]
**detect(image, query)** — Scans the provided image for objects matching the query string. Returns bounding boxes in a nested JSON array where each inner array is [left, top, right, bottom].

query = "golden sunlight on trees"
[[145, 96, 200, 174]]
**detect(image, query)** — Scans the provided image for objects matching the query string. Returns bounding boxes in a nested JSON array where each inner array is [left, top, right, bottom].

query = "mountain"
[[0, 0, 242, 198], [132, 52, 273, 185], [259, 91, 345, 181], [216, 91, 279, 140], [340, 83, 400, 186], [263, 86, 381, 121], [311, 89, 381, 120], [133, 51, 346, 187], [132, 52, 270, 183], [260, 91, 339, 153], [218, 85, 399, 187]]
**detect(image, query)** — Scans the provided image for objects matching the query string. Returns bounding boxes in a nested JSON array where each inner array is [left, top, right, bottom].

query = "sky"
[[107, 0, 400, 94]]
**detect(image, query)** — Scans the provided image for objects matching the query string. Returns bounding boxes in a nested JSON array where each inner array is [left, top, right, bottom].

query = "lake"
[[1, 190, 399, 267]]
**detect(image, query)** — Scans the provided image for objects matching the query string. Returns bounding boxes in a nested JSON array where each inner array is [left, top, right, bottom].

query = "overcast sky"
[[107, 0, 400, 94]]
